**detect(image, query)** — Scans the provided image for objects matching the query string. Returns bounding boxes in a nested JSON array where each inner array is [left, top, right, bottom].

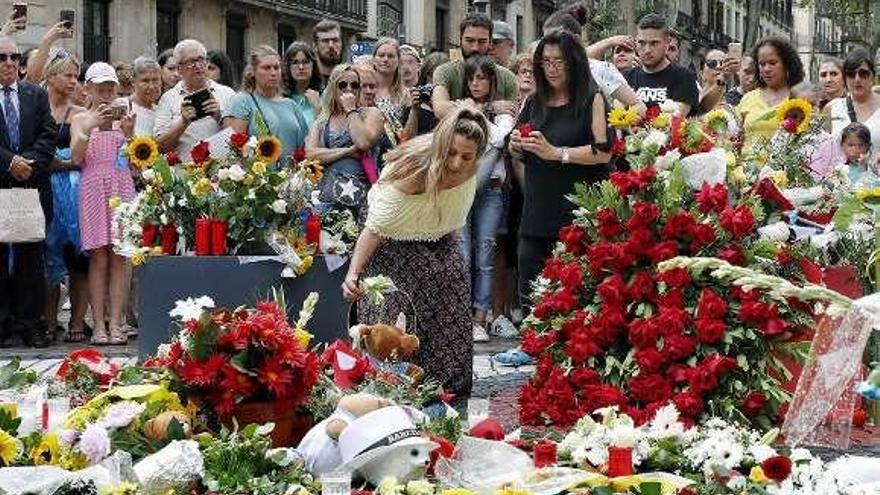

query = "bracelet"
[[346, 108, 361, 117]]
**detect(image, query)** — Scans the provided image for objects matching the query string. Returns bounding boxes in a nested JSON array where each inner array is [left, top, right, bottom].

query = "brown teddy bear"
[[325, 392, 394, 440], [351, 313, 425, 383]]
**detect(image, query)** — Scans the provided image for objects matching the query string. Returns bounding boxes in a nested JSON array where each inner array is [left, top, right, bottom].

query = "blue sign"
[[350, 41, 376, 62]]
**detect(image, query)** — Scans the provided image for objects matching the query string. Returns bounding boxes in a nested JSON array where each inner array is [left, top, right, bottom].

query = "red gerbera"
[[178, 354, 226, 386], [761, 455, 793, 482], [258, 359, 294, 397]]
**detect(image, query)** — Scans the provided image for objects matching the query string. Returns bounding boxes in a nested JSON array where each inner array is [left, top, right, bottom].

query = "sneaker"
[[473, 324, 490, 342], [491, 349, 534, 367], [490, 316, 519, 338]]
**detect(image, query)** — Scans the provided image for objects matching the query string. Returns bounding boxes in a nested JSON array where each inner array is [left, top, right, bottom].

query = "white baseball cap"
[[85, 62, 119, 84]]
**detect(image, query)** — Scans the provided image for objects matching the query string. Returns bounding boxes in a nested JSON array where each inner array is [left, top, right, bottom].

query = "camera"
[[413, 84, 434, 102]]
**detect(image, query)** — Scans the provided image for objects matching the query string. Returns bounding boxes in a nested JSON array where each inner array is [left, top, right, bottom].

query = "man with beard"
[[312, 20, 343, 90], [431, 13, 518, 119]]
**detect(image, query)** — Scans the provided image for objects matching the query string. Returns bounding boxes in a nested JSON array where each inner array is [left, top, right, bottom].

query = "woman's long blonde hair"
[[318, 63, 360, 123], [241, 45, 281, 93], [381, 105, 489, 200], [372, 37, 405, 104]]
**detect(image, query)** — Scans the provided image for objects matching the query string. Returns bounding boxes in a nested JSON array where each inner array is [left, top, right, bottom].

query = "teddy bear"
[[350, 313, 425, 383]]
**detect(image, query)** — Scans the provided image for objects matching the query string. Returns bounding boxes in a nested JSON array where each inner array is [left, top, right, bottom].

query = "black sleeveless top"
[[55, 107, 73, 149]]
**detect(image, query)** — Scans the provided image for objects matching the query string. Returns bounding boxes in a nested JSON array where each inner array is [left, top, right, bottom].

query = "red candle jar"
[[142, 224, 158, 247], [210, 219, 228, 256], [160, 224, 178, 255], [607, 446, 634, 477], [305, 212, 321, 253], [194, 218, 211, 256], [533, 440, 557, 468]]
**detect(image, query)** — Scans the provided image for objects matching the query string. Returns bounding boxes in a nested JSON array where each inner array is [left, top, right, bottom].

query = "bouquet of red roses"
[[148, 295, 320, 414], [518, 163, 822, 430]]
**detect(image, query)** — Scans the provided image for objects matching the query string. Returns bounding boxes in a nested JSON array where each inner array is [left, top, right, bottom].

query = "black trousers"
[[517, 235, 556, 310], [0, 242, 47, 336]]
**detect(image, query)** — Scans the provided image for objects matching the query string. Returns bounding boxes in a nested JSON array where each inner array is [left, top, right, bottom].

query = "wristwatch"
[[559, 147, 570, 164]]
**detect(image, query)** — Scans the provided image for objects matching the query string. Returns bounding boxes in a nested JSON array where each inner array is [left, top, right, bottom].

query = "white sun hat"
[[339, 406, 438, 475]]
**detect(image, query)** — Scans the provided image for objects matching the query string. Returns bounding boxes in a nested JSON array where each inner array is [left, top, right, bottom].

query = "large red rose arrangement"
[[518, 163, 822, 429], [147, 299, 320, 414]]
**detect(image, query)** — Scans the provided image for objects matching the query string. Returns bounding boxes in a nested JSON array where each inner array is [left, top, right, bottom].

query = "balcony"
[[269, 0, 368, 29]]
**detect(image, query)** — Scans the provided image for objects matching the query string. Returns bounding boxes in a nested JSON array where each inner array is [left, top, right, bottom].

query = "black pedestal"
[[137, 256, 349, 359]]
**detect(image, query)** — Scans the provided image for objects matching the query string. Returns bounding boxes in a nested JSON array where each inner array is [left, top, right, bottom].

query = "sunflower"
[[255, 136, 283, 163], [650, 112, 672, 129], [300, 159, 324, 184], [127, 136, 160, 169], [704, 109, 730, 133], [30, 432, 59, 466], [0, 429, 21, 466], [777, 98, 812, 134], [608, 106, 639, 129], [856, 187, 880, 204]]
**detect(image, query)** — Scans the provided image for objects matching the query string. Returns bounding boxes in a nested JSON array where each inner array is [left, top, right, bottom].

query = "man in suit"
[[0, 36, 57, 347]]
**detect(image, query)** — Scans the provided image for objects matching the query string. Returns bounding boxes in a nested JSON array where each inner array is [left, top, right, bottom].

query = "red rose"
[[648, 240, 680, 264], [587, 241, 613, 275], [703, 354, 738, 375], [628, 271, 656, 302], [695, 183, 729, 214], [560, 224, 588, 254], [657, 288, 684, 309], [644, 105, 660, 122], [717, 243, 746, 265], [624, 228, 656, 259], [165, 149, 181, 166], [541, 256, 563, 280], [690, 223, 717, 252], [521, 328, 556, 356], [583, 384, 629, 411], [664, 333, 696, 361], [662, 211, 697, 241], [719, 205, 756, 238], [628, 373, 673, 403], [741, 391, 767, 417], [656, 267, 692, 288], [677, 489, 698, 495], [657, 307, 689, 335], [590, 320, 621, 347], [689, 366, 719, 393], [293, 146, 307, 162], [695, 319, 727, 344], [609, 242, 637, 272], [739, 300, 768, 323], [598, 274, 629, 308], [697, 288, 728, 320], [230, 132, 249, 149], [635, 348, 665, 373], [569, 367, 601, 388], [596, 208, 624, 239], [558, 262, 584, 290], [191, 140, 210, 164], [611, 139, 626, 156], [762, 315, 789, 337], [565, 328, 602, 363], [667, 363, 692, 383], [610, 171, 637, 196], [519, 122, 533, 137], [777, 248, 792, 265], [673, 390, 704, 417], [627, 201, 661, 229], [761, 455, 793, 482], [635, 166, 657, 187], [629, 318, 660, 349]]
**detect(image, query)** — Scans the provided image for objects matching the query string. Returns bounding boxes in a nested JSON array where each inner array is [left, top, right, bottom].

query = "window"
[[226, 12, 247, 81], [516, 15, 523, 53], [156, 0, 180, 54], [377, 0, 404, 39], [277, 23, 296, 57], [83, 0, 111, 63], [435, 6, 448, 51]]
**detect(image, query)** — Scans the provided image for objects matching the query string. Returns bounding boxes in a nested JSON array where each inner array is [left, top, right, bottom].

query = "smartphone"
[[728, 42, 743, 60], [111, 104, 127, 121], [12, 3, 26, 30], [184, 88, 212, 120], [60, 9, 75, 29]]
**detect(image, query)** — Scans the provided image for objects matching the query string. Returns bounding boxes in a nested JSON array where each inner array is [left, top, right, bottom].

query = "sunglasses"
[[705, 59, 722, 70], [337, 80, 360, 91], [0, 52, 21, 63], [847, 68, 873, 80]]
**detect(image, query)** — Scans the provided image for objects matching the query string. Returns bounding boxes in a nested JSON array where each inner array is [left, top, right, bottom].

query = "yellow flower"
[[704, 109, 729, 132], [608, 107, 639, 129], [190, 177, 213, 197], [729, 166, 747, 185], [301, 159, 324, 184], [252, 160, 268, 175], [108, 196, 122, 209], [100, 481, 140, 495], [132, 250, 147, 266], [777, 98, 812, 134], [769, 170, 788, 188], [30, 432, 59, 466], [857, 187, 880, 204], [749, 466, 769, 484], [127, 136, 159, 169], [296, 255, 314, 275], [294, 327, 313, 349], [440, 490, 475, 495], [0, 403, 18, 419], [243, 174, 255, 186], [255, 135, 283, 163], [0, 429, 21, 466], [650, 112, 672, 129], [150, 246, 164, 256]]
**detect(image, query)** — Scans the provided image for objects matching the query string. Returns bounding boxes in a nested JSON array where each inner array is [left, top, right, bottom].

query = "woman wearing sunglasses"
[[306, 64, 383, 217], [825, 48, 880, 151]]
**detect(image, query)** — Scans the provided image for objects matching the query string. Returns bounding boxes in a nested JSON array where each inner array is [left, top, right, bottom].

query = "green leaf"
[[166, 417, 187, 440], [231, 350, 257, 377]]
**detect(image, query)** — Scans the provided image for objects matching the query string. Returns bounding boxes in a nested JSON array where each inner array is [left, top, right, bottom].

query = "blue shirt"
[[224, 92, 307, 164], [291, 93, 317, 129]]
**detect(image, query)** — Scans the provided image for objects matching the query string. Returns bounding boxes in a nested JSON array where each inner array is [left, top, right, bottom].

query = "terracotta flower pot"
[[220, 399, 313, 447]]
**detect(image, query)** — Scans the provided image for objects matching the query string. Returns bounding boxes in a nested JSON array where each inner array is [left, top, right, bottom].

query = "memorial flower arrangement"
[[518, 157, 823, 430], [147, 293, 321, 415]]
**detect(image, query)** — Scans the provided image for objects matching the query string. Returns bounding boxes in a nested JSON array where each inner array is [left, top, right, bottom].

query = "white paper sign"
[[205, 127, 234, 159], [0, 188, 45, 242]]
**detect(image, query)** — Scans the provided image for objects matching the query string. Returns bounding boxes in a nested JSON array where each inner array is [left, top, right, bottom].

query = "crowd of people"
[[0, 3, 878, 398]]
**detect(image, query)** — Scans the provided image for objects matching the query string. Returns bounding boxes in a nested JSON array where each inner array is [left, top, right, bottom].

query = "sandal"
[[108, 326, 128, 345], [90, 328, 110, 345], [491, 349, 534, 367], [64, 325, 87, 343]]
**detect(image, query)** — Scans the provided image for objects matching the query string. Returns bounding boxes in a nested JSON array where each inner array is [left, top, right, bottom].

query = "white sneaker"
[[473, 324, 490, 342], [490, 316, 519, 338]]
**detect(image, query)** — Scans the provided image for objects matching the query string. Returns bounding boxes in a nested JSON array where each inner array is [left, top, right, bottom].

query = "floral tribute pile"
[[518, 110, 829, 430]]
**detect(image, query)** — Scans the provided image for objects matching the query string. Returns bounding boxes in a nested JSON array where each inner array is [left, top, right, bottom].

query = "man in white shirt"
[[154, 39, 234, 162]]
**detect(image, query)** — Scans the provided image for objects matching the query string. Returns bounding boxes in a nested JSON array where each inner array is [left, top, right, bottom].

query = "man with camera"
[[154, 39, 235, 162]]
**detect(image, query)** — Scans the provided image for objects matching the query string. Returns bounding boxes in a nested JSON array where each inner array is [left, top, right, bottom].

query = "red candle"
[[533, 440, 557, 468], [607, 446, 634, 477], [306, 212, 321, 253], [210, 219, 228, 256], [142, 224, 158, 247], [195, 218, 211, 256], [160, 224, 178, 255]]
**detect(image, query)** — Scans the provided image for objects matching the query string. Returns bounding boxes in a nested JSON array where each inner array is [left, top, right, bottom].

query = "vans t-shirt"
[[625, 64, 699, 110]]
